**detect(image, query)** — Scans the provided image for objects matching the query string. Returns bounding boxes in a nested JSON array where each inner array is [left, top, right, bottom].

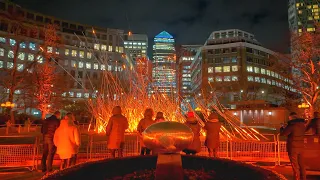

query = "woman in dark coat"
[[183, 112, 201, 155], [204, 112, 221, 157]]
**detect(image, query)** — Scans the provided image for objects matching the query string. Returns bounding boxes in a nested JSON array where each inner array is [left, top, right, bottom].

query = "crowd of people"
[[280, 111, 320, 180]]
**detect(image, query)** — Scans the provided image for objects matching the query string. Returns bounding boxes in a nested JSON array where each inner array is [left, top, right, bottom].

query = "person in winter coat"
[[41, 111, 61, 173], [183, 112, 201, 155], [53, 113, 80, 170], [306, 111, 320, 135], [280, 112, 306, 180], [204, 112, 221, 158], [106, 106, 129, 158], [137, 108, 155, 155], [69, 113, 80, 166], [155, 112, 165, 123]]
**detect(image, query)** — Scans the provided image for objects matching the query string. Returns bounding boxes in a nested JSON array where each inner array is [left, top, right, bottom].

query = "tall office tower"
[[151, 31, 176, 96], [288, 0, 319, 34]]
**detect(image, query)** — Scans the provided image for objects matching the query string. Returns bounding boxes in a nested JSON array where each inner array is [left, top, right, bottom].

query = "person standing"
[[54, 113, 80, 170], [137, 108, 155, 155], [41, 111, 60, 173], [306, 111, 320, 135], [183, 112, 201, 155], [106, 106, 129, 158], [204, 112, 221, 158], [155, 112, 165, 123], [69, 113, 80, 166], [280, 112, 306, 180]]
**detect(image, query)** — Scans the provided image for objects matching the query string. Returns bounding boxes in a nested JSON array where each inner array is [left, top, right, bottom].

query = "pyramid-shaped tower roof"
[[155, 31, 173, 39]]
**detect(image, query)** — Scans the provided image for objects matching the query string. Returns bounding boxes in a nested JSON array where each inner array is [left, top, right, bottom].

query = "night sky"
[[12, 0, 290, 53]]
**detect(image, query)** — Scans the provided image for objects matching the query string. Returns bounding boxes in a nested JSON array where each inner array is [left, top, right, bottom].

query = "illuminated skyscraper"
[[288, 0, 319, 34], [151, 31, 176, 96]]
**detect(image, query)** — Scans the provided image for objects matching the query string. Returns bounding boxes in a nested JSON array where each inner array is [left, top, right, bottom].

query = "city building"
[[151, 31, 176, 96], [288, 0, 319, 34], [176, 45, 201, 111], [191, 29, 296, 108], [0, 1, 126, 115]]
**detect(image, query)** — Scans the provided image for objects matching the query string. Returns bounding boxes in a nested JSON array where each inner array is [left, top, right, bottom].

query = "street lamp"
[[298, 103, 309, 109], [1, 101, 15, 108]]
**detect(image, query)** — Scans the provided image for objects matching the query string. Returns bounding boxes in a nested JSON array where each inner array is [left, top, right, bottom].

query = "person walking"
[[137, 108, 155, 155], [280, 112, 306, 180], [41, 111, 60, 173], [183, 112, 201, 155], [53, 113, 80, 170], [106, 106, 129, 158], [204, 112, 221, 158], [306, 111, 320, 135], [155, 112, 165, 123]]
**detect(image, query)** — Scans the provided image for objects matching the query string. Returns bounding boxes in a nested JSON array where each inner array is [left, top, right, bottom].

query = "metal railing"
[[0, 133, 291, 171]]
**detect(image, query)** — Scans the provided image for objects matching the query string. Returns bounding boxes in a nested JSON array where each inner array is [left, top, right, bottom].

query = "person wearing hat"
[[182, 112, 201, 155], [204, 112, 221, 158]]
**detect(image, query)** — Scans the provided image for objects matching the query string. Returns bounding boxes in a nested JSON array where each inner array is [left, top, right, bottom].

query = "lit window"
[[101, 64, 105, 70], [307, 27, 315, 32], [0, 48, 4, 56], [37, 55, 43, 63], [267, 79, 271, 85], [231, 65, 238, 72], [7, 62, 13, 69], [94, 44, 100, 50], [208, 77, 214, 82], [18, 52, 25, 60], [69, 92, 74, 97], [275, 73, 279, 78], [313, 5, 319, 8], [108, 65, 112, 71], [76, 93, 82, 98], [65, 49, 70, 56], [231, 57, 237, 63], [254, 67, 260, 73], [8, 50, 14, 58], [223, 66, 230, 72], [272, 80, 276, 85], [71, 60, 76, 68], [94, 63, 99, 70], [28, 54, 34, 61], [86, 62, 91, 69], [261, 78, 266, 83], [79, 61, 84, 68], [271, 71, 275, 77], [232, 76, 238, 81], [101, 45, 107, 51], [87, 52, 92, 59], [261, 68, 266, 74], [20, 42, 26, 48], [10, 39, 16, 46], [17, 64, 23, 71], [108, 45, 113, 52], [298, 29, 302, 33], [0, 37, 6, 43], [119, 47, 124, 53], [315, 16, 319, 20], [247, 66, 253, 72], [64, 60, 68, 66], [255, 77, 260, 82], [247, 76, 254, 81], [79, 51, 84, 58], [266, 70, 270, 76], [84, 93, 89, 98], [29, 42, 36, 50], [71, 50, 77, 57], [47, 46, 53, 53], [116, 46, 119, 52], [215, 76, 222, 82], [208, 67, 213, 73], [224, 76, 231, 81], [0, 60, 3, 68], [215, 66, 222, 72]]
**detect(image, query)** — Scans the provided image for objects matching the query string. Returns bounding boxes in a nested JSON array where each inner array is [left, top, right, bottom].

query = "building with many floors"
[[191, 29, 296, 108], [0, 1, 126, 115], [151, 31, 176, 96]]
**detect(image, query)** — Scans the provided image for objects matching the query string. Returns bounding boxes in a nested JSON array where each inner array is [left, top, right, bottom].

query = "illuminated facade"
[[177, 45, 201, 110], [288, 0, 319, 34], [151, 31, 176, 96], [191, 29, 295, 108], [0, 1, 125, 115]]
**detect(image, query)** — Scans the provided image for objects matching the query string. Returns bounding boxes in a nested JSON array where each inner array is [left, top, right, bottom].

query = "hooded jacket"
[[280, 118, 306, 151], [184, 117, 201, 152], [53, 119, 80, 159]]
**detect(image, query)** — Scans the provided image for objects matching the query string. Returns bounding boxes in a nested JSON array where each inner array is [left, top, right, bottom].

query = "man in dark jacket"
[[41, 111, 61, 173], [280, 112, 306, 180], [306, 112, 320, 135]]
